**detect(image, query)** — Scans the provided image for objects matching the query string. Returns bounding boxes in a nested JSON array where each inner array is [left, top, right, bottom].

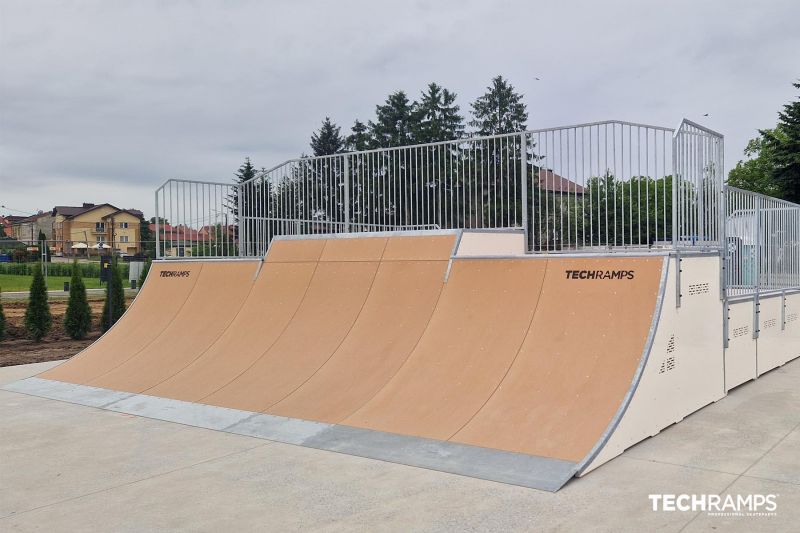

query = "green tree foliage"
[[138, 259, 151, 288], [228, 157, 263, 254], [469, 75, 528, 135], [0, 288, 6, 341], [37, 230, 49, 262], [727, 132, 784, 196], [369, 91, 415, 147], [763, 81, 800, 203], [310, 117, 345, 156], [581, 174, 673, 249], [64, 260, 92, 339], [24, 263, 51, 341], [140, 216, 153, 258], [346, 120, 370, 151], [412, 83, 464, 143], [100, 258, 126, 332]]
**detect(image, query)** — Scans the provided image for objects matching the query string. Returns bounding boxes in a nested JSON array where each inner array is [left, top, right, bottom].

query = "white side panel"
[[581, 256, 725, 475], [758, 292, 800, 374], [725, 300, 758, 389], [785, 293, 800, 363], [455, 231, 526, 256]]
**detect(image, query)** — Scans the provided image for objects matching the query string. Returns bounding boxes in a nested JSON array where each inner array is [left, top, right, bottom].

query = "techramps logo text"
[[565, 270, 635, 280], [159, 270, 191, 278], [649, 493, 778, 518]]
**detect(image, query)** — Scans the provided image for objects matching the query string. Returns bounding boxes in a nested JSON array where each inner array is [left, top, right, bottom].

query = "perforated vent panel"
[[687, 282, 710, 296], [732, 325, 750, 338], [762, 318, 777, 330], [787, 312, 799, 324], [659, 335, 677, 374]]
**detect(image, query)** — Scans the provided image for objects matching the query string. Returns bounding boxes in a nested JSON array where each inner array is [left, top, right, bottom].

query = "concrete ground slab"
[[0, 358, 798, 532]]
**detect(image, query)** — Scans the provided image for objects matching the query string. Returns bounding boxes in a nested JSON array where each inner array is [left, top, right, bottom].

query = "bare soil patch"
[[0, 297, 135, 367]]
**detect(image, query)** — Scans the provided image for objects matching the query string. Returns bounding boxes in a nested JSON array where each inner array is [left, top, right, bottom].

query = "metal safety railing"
[[725, 186, 800, 298], [155, 118, 728, 259]]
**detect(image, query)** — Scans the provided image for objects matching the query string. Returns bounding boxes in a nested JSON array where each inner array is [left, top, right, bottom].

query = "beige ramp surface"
[[343, 259, 548, 440], [145, 239, 325, 401], [145, 262, 317, 401], [203, 238, 385, 412], [452, 257, 664, 462], [40, 262, 203, 384], [268, 235, 455, 422], [88, 261, 258, 393]]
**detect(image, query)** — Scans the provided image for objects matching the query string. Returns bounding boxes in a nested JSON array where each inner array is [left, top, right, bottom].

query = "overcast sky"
[[1, 0, 798, 219]]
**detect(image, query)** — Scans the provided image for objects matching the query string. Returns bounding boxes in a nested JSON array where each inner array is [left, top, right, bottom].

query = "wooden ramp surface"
[[34, 233, 667, 490]]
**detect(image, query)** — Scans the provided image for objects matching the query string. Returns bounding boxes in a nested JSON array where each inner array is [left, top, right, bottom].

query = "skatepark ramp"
[[5, 119, 799, 491], [7, 230, 799, 491]]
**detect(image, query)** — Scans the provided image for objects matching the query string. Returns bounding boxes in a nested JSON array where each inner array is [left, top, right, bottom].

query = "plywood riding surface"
[[452, 257, 664, 462], [343, 259, 548, 439], [268, 237, 454, 422], [40, 262, 203, 384], [40, 233, 667, 481], [88, 261, 258, 393]]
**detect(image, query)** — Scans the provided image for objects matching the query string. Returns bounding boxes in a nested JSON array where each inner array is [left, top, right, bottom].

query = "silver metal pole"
[[520, 132, 528, 251], [344, 154, 351, 233]]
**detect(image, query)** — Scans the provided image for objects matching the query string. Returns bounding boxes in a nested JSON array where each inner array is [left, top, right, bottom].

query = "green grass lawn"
[[0, 273, 103, 292]]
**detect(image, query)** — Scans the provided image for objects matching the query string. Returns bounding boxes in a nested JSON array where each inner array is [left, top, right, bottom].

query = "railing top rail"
[[725, 185, 800, 208], [158, 177, 234, 188], [242, 119, 677, 186], [675, 118, 724, 139]]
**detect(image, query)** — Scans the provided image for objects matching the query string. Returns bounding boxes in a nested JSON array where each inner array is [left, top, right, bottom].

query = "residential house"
[[52, 203, 143, 256], [11, 211, 54, 245], [536, 169, 586, 195], [149, 223, 201, 257], [0, 215, 16, 238]]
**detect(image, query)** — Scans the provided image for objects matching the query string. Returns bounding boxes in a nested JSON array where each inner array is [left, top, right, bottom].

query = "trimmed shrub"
[[100, 257, 126, 332], [24, 263, 52, 341], [0, 288, 6, 341], [138, 260, 151, 289], [64, 261, 92, 339]]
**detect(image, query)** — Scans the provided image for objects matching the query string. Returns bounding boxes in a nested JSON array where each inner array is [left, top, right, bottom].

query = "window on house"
[[119, 235, 129, 243], [95, 222, 105, 231], [96, 236, 105, 243], [119, 222, 128, 229]]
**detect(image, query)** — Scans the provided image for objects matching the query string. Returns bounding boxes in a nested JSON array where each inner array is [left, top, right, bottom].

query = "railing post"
[[520, 132, 529, 252], [343, 154, 351, 233], [154, 188, 160, 259], [753, 195, 762, 341], [237, 182, 244, 257]]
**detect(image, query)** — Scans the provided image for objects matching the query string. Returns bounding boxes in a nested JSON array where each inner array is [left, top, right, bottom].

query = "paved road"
[[1, 359, 798, 532]]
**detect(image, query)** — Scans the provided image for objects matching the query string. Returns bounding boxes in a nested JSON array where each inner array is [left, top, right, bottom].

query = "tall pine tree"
[[100, 257, 126, 332], [469, 75, 528, 135], [369, 91, 415, 147], [763, 81, 800, 203], [229, 157, 260, 254], [0, 288, 6, 341], [346, 120, 371, 151], [24, 263, 51, 341], [310, 117, 345, 156], [64, 260, 92, 339], [412, 83, 464, 143]]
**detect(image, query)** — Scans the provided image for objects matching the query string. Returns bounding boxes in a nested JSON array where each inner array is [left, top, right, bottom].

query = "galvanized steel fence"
[[155, 118, 732, 259], [725, 187, 800, 297]]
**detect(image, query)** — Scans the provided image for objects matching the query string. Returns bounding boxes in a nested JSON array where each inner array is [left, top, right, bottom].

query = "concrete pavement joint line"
[[741, 419, 800, 478], [676, 419, 800, 532], [0, 442, 273, 522], [741, 474, 800, 487], [621, 455, 745, 477], [5, 378, 576, 492]]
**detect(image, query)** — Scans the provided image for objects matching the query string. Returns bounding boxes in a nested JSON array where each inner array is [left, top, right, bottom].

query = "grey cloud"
[[1, 0, 799, 219]]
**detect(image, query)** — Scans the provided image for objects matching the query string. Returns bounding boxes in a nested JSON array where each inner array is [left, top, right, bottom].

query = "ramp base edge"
[[3, 377, 577, 492]]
